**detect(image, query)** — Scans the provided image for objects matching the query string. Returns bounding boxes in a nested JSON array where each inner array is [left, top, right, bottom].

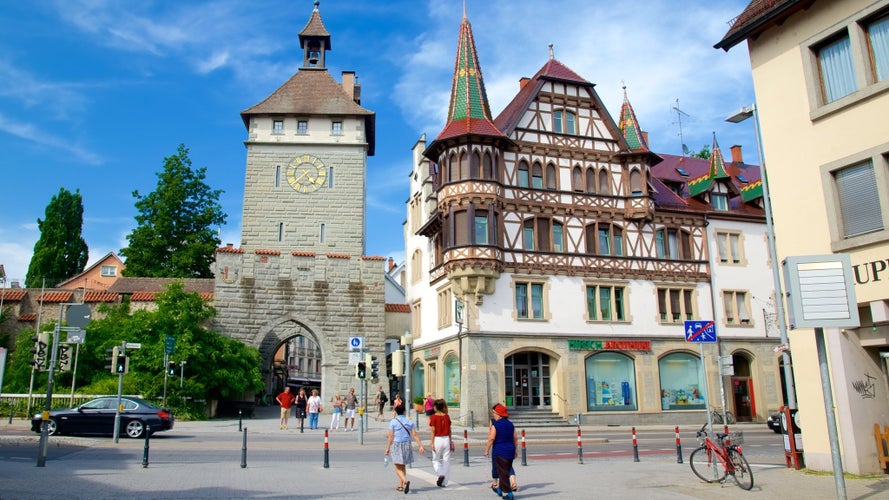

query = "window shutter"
[[835, 161, 883, 237]]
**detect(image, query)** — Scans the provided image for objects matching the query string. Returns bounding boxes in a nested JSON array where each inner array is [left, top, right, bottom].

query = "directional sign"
[[349, 337, 363, 351], [164, 334, 176, 355], [684, 320, 717, 343]]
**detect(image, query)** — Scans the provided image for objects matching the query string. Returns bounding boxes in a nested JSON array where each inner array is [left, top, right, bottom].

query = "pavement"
[[1, 406, 888, 499]]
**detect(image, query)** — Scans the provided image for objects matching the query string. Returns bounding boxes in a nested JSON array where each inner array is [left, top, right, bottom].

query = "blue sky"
[[0, 0, 756, 284]]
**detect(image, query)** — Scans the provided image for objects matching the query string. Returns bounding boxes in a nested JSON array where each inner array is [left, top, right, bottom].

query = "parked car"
[[767, 412, 782, 433], [31, 397, 174, 438]]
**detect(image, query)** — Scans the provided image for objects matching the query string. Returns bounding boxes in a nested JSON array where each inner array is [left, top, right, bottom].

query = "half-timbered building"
[[403, 12, 782, 426]]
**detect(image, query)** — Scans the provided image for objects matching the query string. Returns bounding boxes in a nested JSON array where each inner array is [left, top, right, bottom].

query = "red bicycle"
[[689, 423, 754, 490]]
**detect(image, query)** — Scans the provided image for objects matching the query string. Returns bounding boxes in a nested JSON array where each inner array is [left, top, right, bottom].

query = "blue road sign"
[[684, 320, 717, 343]]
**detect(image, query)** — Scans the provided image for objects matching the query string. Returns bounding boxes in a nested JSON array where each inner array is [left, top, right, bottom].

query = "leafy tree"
[[25, 188, 89, 288], [120, 144, 226, 278], [689, 145, 711, 159]]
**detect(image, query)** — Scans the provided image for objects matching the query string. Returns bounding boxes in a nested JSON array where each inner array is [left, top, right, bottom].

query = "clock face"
[[286, 154, 327, 193]]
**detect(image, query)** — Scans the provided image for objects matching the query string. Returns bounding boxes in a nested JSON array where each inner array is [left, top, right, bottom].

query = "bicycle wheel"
[[690, 446, 727, 483], [711, 411, 724, 424], [726, 411, 736, 425], [729, 449, 754, 490]]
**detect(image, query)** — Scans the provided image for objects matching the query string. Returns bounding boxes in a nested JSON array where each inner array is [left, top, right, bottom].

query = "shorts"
[[425, 409, 434, 416], [280, 407, 290, 419], [345, 408, 356, 418]]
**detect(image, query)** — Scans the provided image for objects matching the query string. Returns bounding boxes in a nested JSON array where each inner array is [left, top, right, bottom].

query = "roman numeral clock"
[[287, 154, 327, 193]]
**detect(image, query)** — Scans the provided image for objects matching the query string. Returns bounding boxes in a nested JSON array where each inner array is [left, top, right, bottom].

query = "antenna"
[[672, 99, 691, 156]]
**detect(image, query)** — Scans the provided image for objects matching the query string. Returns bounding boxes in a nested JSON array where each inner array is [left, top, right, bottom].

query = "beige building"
[[717, 0, 889, 474]]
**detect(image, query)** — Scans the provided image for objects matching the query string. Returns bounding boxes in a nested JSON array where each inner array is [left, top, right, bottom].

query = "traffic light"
[[356, 361, 366, 379], [110, 347, 128, 374], [105, 347, 118, 373], [29, 333, 49, 371], [370, 355, 379, 381], [391, 349, 404, 377], [168, 361, 176, 375]]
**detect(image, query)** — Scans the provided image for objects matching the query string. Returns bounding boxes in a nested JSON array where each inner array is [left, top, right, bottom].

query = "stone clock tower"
[[213, 2, 384, 402]]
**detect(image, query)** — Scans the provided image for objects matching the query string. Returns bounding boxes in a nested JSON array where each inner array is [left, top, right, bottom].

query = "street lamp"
[[726, 103, 797, 409]]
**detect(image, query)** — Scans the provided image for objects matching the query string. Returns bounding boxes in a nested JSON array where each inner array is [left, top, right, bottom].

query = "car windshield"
[[82, 399, 111, 410]]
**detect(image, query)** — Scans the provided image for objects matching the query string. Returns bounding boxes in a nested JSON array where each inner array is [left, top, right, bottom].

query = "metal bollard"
[[521, 429, 527, 466], [675, 426, 683, 464], [577, 425, 583, 464], [470, 411, 474, 431], [323, 429, 330, 468], [463, 429, 469, 467], [300, 411, 305, 434], [240, 427, 247, 468], [238, 410, 243, 432], [8, 406, 14, 424], [142, 426, 151, 468], [632, 427, 640, 462]]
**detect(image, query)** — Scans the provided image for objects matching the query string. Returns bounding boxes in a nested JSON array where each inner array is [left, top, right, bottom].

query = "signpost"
[[685, 320, 717, 436]]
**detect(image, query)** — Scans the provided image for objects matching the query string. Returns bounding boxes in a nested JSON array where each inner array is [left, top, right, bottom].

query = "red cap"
[[492, 404, 509, 418]]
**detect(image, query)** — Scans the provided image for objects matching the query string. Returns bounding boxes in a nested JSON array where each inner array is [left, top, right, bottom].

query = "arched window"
[[572, 166, 583, 192], [448, 154, 458, 183], [630, 169, 644, 196], [585, 352, 637, 411], [411, 249, 423, 283], [659, 353, 707, 410], [532, 162, 544, 189], [598, 169, 610, 194], [545, 163, 557, 190], [470, 151, 481, 179], [553, 109, 577, 135], [586, 167, 596, 194], [459, 152, 470, 180], [518, 160, 530, 188], [483, 152, 494, 180]]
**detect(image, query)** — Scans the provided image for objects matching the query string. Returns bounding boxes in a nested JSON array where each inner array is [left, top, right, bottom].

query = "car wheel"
[[45, 418, 59, 436], [772, 426, 781, 434], [125, 420, 145, 438]]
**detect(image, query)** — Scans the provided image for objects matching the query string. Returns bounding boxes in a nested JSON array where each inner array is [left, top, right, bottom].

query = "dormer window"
[[553, 109, 576, 135], [711, 193, 729, 210]]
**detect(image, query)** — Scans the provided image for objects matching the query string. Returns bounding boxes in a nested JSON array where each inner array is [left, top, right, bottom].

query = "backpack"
[[380, 392, 388, 403]]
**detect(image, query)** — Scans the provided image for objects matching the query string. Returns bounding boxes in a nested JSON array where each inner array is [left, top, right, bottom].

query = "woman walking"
[[429, 399, 453, 487], [385, 404, 425, 494], [329, 393, 343, 431], [294, 388, 308, 429], [485, 403, 518, 500]]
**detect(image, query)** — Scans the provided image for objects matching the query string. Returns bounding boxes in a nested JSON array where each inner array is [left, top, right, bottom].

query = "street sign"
[[164, 334, 176, 354], [65, 304, 92, 328], [684, 320, 717, 343], [348, 352, 362, 365], [455, 300, 464, 325], [125, 343, 142, 349], [66, 330, 86, 344], [349, 337, 362, 351]]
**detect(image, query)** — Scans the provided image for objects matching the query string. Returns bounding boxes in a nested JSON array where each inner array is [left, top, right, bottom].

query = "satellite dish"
[[66, 304, 92, 329]]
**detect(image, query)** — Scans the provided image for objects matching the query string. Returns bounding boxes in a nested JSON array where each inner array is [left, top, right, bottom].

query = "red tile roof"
[[326, 253, 351, 259], [0, 289, 27, 301], [385, 304, 411, 313], [715, 0, 810, 51], [131, 291, 157, 301], [254, 249, 281, 256], [37, 291, 74, 303], [19, 313, 36, 321], [292, 251, 316, 257], [217, 245, 244, 254], [362, 255, 386, 261], [83, 291, 118, 302]]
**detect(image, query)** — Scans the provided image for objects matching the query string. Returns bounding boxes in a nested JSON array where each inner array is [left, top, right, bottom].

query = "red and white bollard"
[[675, 426, 683, 464], [521, 429, 527, 466], [577, 425, 584, 464], [463, 429, 469, 467], [632, 426, 639, 462], [323, 429, 329, 468]]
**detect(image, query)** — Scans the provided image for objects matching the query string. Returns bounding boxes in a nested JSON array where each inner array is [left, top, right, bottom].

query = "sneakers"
[[437, 475, 445, 487]]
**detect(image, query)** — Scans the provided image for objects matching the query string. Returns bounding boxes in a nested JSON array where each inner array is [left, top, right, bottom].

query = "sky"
[[0, 0, 757, 285]]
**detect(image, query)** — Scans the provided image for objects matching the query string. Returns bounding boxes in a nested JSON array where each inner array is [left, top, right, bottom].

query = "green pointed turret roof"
[[688, 133, 730, 196], [618, 86, 648, 152]]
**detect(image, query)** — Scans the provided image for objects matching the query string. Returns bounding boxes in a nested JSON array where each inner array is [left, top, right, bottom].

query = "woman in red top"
[[429, 399, 453, 487]]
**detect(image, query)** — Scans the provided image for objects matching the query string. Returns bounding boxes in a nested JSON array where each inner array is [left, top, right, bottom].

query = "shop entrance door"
[[505, 352, 551, 408]]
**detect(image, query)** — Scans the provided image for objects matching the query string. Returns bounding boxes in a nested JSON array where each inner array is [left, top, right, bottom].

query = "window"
[[273, 120, 284, 134], [470, 152, 480, 179], [585, 223, 624, 256], [437, 287, 452, 328], [553, 109, 576, 135], [297, 120, 308, 134], [657, 287, 695, 323], [411, 249, 422, 283], [328, 166, 334, 188], [572, 166, 583, 192], [278, 222, 284, 242], [523, 217, 555, 251], [723, 290, 752, 326], [319, 223, 325, 243], [586, 167, 596, 194], [515, 280, 545, 319], [630, 170, 644, 196], [460, 153, 470, 179], [474, 214, 489, 245], [598, 169, 610, 194], [453, 210, 469, 246], [585, 283, 626, 321], [331, 121, 343, 135], [482, 152, 495, 179], [552, 221, 564, 253], [518, 161, 530, 188], [411, 301, 422, 339], [444, 355, 460, 406], [868, 13, 889, 81], [449, 154, 459, 183], [817, 33, 857, 103], [531, 162, 543, 189], [523, 219, 535, 250], [655, 228, 693, 259], [834, 160, 884, 237], [545, 163, 557, 190], [275, 165, 281, 188], [100, 265, 117, 277], [659, 353, 707, 410], [585, 353, 637, 411], [711, 193, 729, 211], [715, 231, 744, 264]]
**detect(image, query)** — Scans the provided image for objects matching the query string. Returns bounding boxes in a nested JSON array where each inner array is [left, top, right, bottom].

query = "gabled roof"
[[56, 251, 124, 288], [715, 0, 812, 51], [425, 12, 508, 157]]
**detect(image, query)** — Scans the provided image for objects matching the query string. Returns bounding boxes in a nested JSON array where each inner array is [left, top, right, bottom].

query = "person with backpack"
[[374, 385, 388, 420]]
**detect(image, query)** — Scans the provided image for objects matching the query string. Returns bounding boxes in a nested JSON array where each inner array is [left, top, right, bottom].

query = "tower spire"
[[618, 84, 648, 151]]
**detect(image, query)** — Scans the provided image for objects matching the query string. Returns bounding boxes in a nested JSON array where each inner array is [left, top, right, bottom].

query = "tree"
[[689, 145, 711, 159], [25, 188, 89, 288], [120, 144, 226, 278]]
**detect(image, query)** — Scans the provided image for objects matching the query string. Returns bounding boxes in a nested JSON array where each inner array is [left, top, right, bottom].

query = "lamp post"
[[401, 332, 412, 417], [726, 104, 797, 410]]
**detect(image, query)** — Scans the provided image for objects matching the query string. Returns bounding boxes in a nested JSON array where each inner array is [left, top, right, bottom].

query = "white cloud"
[[0, 113, 103, 165]]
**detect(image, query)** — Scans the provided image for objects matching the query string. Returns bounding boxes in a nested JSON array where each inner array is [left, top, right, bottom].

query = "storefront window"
[[444, 354, 460, 406], [584, 352, 637, 411], [411, 362, 425, 405], [658, 352, 707, 410]]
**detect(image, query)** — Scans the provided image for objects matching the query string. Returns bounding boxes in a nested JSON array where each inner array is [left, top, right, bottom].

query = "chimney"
[[730, 145, 743, 163], [388, 257, 395, 272], [519, 77, 531, 89], [342, 71, 355, 101]]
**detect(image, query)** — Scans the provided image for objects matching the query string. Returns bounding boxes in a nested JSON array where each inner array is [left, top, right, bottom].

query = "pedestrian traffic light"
[[29, 333, 49, 371], [356, 361, 366, 379], [114, 350, 128, 374], [168, 361, 176, 375], [105, 347, 117, 373], [370, 355, 379, 381], [392, 349, 404, 377]]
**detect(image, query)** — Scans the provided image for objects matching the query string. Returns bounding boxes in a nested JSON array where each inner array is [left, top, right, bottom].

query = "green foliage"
[[120, 144, 226, 278], [2, 282, 262, 419], [689, 145, 711, 159], [25, 187, 89, 288]]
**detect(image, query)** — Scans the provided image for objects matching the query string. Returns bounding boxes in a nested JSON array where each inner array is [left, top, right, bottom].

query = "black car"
[[767, 413, 782, 433], [31, 397, 174, 438]]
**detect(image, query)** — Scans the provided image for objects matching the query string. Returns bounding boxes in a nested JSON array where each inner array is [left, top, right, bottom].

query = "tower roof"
[[688, 134, 732, 196], [299, 1, 331, 49], [618, 86, 649, 152]]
